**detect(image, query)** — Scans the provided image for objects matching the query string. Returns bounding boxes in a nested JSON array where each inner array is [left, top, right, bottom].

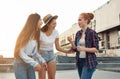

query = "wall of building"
[[56, 23, 79, 57], [94, 0, 120, 33], [109, 30, 118, 47], [59, 23, 80, 46], [58, 0, 120, 57]]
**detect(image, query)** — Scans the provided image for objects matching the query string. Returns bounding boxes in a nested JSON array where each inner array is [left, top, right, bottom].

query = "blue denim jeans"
[[14, 58, 36, 79], [77, 58, 96, 79]]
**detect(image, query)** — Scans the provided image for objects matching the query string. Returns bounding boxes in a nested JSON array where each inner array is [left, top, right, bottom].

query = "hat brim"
[[53, 15, 58, 19], [44, 15, 58, 26]]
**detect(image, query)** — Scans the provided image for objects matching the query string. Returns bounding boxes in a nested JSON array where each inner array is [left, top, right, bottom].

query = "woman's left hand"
[[77, 46, 86, 51]]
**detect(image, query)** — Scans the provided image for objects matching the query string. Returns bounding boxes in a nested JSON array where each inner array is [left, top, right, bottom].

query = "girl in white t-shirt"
[[38, 14, 72, 79]]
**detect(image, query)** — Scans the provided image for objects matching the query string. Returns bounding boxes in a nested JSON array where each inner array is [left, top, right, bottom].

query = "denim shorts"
[[40, 50, 56, 63]]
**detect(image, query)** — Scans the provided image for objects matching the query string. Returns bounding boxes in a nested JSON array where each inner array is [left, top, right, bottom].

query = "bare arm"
[[55, 38, 70, 53]]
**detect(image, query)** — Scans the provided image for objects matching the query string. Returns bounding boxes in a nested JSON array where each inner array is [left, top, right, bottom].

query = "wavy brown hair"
[[14, 13, 41, 58], [80, 13, 94, 24]]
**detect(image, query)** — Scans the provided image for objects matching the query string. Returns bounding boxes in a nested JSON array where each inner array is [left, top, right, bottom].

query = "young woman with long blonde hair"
[[14, 13, 47, 79]]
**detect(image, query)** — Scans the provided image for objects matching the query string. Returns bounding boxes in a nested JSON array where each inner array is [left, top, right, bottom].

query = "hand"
[[42, 63, 47, 71], [67, 36, 73, 43], [77, 46, 86, 51], [67, 36, 76, 49], [34, 64, 41, 71], [72, 46, 77, 49], [67, 48, 74, 54]]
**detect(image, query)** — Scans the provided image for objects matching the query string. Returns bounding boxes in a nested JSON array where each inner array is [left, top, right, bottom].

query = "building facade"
[[92, 0, 120, 56], [56, 23, 80, 57], [56, 0, 120, 57], [93, 0, 120, 49]]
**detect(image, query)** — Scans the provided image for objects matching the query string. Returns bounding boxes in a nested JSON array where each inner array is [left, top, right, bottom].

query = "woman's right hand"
[[67, 36, 76, 49], [67, 36, 73, 43], [34, 64, 41, 71], [42, 63, 48, 71]]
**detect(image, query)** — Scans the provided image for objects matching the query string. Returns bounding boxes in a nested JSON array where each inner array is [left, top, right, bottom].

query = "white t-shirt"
[[40, 29, 59, 51]]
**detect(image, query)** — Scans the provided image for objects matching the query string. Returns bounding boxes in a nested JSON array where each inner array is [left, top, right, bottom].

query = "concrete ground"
[[0, 69, 120, 79]]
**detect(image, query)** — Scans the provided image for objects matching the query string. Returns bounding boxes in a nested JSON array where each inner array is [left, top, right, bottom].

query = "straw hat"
[[43, 14, 58, 25]]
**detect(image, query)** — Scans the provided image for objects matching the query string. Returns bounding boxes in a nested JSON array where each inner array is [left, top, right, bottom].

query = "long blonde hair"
[[14, 13, 40, 58]]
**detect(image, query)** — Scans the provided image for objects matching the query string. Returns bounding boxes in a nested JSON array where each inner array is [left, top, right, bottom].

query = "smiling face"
[[78, 14, 88, 28], [78, 13, 94, 28], [37, 19, 43, 29], [47, 19, 57, 30]]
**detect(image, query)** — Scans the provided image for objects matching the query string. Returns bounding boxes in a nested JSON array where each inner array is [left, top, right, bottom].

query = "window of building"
[[119, 13, 120, 23], [101, 41, 105, 48], [118, 30, 120, 44], [101, 33, 104, 48], [118, 30, 120, 36], [94, 20, 96, 30], [90, 20, 96, 30], [106, 32, 110, 49], [102, 33, 104, 40]]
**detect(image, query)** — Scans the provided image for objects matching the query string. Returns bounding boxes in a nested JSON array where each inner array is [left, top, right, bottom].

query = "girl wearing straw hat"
[[38, 14, 72, 79]]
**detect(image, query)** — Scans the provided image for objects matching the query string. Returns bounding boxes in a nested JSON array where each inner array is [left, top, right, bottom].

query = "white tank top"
[[79, 36, 86, 58]]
